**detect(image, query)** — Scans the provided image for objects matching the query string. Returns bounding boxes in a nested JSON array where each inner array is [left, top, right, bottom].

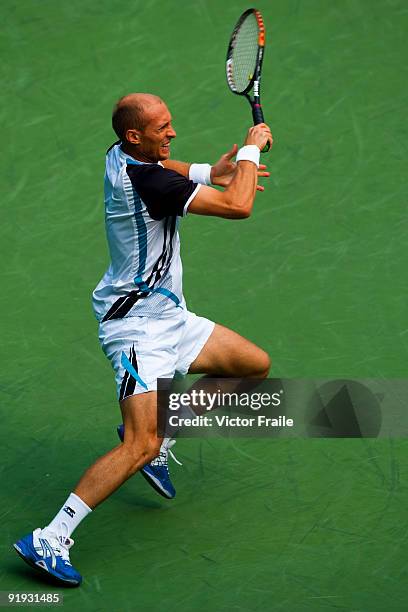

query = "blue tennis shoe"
[[117, 424, 181, 499], [13, 528, 82, 587]]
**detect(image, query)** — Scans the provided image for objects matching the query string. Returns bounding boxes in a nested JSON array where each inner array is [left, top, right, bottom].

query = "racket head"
[[226, 8, 266, 96]]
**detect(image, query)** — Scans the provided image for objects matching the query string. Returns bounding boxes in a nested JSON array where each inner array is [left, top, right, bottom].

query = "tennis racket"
[[226, 8, 270, 152]]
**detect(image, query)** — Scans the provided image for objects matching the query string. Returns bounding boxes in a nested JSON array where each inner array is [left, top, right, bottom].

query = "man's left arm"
[[161, 160, 191, 177]]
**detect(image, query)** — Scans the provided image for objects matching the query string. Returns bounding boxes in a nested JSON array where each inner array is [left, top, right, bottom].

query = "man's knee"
[[235, 347, 270, 378], [252, 349, 271, 378]]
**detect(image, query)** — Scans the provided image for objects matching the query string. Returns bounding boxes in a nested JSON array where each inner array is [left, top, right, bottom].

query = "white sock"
[[42, 493, 92, 540]]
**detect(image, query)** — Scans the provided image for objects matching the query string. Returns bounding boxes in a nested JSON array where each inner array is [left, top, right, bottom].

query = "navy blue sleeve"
[[126, 163, 199, 220]]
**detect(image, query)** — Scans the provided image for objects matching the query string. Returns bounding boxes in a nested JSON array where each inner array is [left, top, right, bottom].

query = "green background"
[[1, 0, 407, 610]]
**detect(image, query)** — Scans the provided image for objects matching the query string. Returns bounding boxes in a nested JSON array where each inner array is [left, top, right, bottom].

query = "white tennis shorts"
[[98, 308, 215, 401]]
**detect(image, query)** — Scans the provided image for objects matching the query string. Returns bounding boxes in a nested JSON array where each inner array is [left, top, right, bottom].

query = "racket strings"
[[230, 14, 259, 93]]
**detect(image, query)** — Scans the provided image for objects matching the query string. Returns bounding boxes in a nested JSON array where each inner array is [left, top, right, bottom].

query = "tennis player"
[[14, 93, 273, 586]]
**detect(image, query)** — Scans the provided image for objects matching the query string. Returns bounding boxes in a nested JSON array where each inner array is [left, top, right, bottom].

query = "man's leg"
[[116, 322, 271, 496], [188, 323, 271, 378], [14, 392, 161, 586]]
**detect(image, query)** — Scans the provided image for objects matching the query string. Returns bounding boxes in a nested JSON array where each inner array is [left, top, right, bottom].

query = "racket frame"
[[226, 8, 267, 128]]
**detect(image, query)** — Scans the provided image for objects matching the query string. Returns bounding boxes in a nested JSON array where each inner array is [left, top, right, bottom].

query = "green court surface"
[[1, 0, 407, 610]]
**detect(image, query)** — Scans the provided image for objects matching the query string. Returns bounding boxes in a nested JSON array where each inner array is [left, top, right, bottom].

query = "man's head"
[[112, 93, 176, 162]]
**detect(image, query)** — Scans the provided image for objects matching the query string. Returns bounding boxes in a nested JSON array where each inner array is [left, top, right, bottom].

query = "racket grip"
[[252, 104, 270, 153], [252, 103, 265, 125]]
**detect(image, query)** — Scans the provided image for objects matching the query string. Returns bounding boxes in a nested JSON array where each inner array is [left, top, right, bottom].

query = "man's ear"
[[126, 129, 141, 145]]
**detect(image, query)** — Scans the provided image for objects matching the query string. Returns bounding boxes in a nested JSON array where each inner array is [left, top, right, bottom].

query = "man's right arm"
[[187, 123, 272, 219]]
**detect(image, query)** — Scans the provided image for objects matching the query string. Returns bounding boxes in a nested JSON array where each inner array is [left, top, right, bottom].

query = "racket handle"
[[252, 103, 265, 125], [252, 103, 270, 153]]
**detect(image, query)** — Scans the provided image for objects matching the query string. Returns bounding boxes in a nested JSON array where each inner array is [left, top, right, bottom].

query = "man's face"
[[138, 103, 176, 162]]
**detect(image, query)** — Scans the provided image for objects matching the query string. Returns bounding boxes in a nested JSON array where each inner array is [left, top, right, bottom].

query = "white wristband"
[[236, 145, 260, 168], [189, 163, 212, 185]]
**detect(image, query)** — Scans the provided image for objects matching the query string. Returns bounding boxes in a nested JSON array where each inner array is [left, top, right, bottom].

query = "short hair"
[[111, 94, 162, 141]]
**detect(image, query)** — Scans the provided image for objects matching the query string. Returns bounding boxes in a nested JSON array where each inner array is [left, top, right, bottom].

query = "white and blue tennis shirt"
[[92, 142, 201, 322]]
